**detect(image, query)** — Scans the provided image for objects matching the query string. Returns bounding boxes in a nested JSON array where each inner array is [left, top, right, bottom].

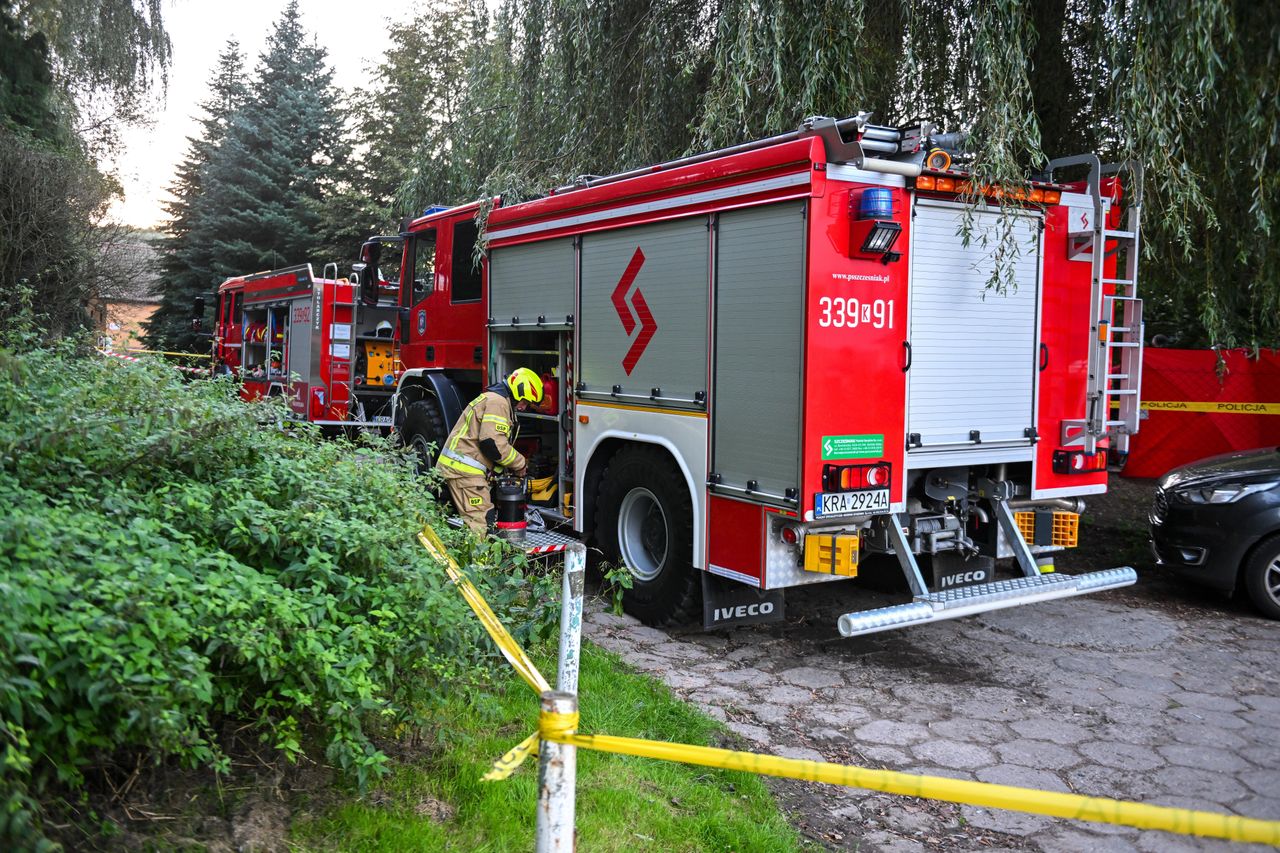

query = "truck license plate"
[[815, 489, 890, 518]]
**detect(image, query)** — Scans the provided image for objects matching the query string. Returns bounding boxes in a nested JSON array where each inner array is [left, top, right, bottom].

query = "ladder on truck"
[[1046, 155, 1145, 457], [323, 261, 360, 422]]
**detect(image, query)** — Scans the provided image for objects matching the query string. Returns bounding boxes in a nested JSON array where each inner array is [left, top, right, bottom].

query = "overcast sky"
[[107, 0, 406, 230]]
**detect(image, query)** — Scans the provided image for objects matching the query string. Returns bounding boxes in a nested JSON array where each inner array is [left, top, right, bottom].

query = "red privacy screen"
[[1123, 348, 1280, 479]]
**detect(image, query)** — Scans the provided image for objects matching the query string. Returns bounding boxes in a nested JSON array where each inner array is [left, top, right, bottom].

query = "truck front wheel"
[[595, 446, 699, 626], [401, 397, 448, 475]]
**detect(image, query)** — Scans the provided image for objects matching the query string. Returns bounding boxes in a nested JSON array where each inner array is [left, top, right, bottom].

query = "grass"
[[291, 642, 805, 852]]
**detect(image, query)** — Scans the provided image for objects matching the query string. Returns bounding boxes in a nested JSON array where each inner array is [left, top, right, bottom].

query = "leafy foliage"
[[0, 127, 122, 339], [9, 0, 170, 157], [0, 346, 559, 846], [384, 0, 1278, 348], [1, 1, 171, 347], [347, 1, 490, 234], [0, 6, 67, 146]]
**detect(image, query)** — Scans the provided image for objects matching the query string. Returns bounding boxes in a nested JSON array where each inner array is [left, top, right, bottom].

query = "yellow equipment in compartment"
[[804, 533, 859, 577], [530, 475, 557, 504], [361, 340, 399, 386]]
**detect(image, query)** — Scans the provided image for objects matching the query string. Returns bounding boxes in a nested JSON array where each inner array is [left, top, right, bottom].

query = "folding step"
[[835, 568, 1138, 637]]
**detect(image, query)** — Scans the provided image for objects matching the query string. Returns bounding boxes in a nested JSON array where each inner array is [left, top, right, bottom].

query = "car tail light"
[[1052, 449, 1108, 475], [822, 462, 892, 492]]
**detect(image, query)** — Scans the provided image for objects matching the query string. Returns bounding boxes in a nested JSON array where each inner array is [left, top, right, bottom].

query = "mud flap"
[[701, 572, 786, 630]]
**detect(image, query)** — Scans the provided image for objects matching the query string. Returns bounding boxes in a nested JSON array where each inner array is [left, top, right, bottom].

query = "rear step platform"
[[836, 567, 1137, 637]]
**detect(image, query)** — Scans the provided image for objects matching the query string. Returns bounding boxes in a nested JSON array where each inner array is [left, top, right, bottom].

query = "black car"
[[1150, 446, 1280, 619]]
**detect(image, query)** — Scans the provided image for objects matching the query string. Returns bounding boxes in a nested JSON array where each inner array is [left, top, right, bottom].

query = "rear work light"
[[861, 221, 901, 253], [822, 461, 892, 492], [1052, 449, 1108, 475]]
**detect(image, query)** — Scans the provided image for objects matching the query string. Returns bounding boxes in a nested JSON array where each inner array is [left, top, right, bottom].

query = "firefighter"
[[435, 367, 544, 534]]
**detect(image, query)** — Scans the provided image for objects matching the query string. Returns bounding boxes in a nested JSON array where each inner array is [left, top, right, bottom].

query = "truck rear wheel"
[[401, 398, 448, 475], [595, 446, 699, 626]]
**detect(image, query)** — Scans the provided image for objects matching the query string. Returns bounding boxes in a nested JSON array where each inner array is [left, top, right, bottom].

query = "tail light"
[[1052, 449, 1108, 475], [822, 462, 892, 492]]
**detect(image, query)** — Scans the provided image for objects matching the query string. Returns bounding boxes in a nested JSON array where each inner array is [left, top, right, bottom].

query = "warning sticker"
[[821, 434, 884, 460]]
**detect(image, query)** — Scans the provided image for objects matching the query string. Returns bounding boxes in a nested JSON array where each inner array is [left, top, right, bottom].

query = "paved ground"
[[583, 483, 1280, 852]]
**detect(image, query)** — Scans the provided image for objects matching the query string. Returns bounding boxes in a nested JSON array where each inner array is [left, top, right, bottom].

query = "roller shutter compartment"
[[488, 237, 576, 328], [907, 201, 1042, 452], [580, 217, 709, 405], [711, 202, 805, 501]]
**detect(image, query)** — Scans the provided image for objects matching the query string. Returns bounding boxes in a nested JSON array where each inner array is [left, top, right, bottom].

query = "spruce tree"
[[200, 0, 346, 279], [145, 40, 246, 351]]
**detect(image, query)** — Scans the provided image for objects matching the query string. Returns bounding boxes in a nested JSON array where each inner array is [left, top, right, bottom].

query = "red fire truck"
[[213, 115, 1144, 636], [213, 248, 419, 426]]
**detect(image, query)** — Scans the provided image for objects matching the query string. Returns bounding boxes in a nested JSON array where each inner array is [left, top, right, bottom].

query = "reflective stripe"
[[499, 446, 520, 466], [442, 448, 487, 475], [448, 405, 479, 453], [481, 414, 510, 425], [441, 455, 486, 475]]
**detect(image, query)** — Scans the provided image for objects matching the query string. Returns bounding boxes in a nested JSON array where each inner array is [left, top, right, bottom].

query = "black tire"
[[1243, 533, 1280, 620], [594, 445, 699, 626], [401, 397, 449, 475]]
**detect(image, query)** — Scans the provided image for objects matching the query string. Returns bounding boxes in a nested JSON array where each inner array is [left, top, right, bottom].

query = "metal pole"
[[556, 545, 586, 695], [535, 691, 578, 853]]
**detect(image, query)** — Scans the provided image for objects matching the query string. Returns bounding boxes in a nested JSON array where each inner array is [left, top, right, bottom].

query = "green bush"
[[0, 347, 559, 846]]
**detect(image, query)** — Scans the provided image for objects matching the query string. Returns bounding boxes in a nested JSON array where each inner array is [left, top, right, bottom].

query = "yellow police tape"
[[538, 711, 1280, 845], [417, 526, 550, 696], [1142, 400, 1280, 415], [130, 349, 212, 359], [417, 524, 1280, 845]]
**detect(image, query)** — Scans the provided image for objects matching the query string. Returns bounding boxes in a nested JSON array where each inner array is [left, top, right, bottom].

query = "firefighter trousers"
[[446, 476, 492, 535]]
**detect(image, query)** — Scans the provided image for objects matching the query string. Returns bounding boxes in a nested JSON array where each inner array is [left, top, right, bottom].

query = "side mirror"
[[358, 240, 382, 306], [191, 295, 205, 332]]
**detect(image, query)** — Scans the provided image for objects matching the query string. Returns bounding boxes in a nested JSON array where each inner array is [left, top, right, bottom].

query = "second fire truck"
[[213, 115, 1144, 636]]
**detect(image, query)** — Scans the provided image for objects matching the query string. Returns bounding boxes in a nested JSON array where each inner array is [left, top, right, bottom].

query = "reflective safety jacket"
[[435, 389, 526, 480]]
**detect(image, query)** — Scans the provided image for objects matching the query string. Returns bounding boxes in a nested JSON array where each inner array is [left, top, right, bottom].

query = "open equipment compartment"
[[486, 234, 577, 521], [489, 327, 572, 520]]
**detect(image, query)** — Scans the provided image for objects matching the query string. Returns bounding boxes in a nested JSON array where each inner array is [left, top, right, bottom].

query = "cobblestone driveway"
[[585, 578, 1279, 852]]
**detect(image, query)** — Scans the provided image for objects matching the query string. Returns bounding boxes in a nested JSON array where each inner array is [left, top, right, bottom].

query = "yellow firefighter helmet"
[[506, 367, 544, 404]]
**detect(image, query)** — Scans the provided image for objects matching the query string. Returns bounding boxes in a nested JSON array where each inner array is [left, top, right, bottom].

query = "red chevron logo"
[[611, 247, 657, 375]]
